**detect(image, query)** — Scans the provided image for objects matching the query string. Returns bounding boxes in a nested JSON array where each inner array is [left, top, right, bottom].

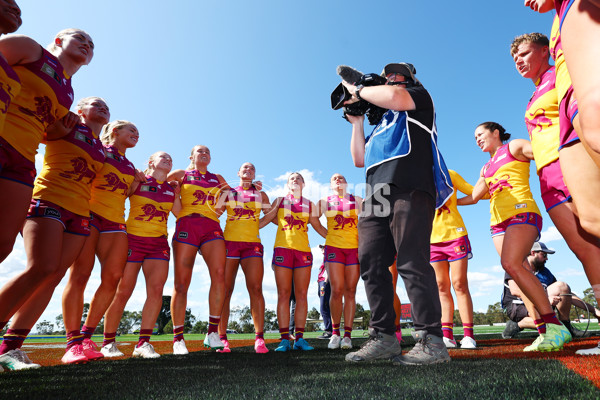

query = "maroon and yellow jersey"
[[178, 169, 222, 222], [431, 170, 471, 243], [525, 66, 560, 172], [223, 185, 262, 243], [550, 16, 572, 106], [324, 194, 358, 249], [89, 145, 136, 223], [274, 194, 312, 252], [126, 176, 175, 237], [483, 144, 540, 226], [0, 55, 21, 135], [2, 48, 73, 162], [32, 123, 105, 216]]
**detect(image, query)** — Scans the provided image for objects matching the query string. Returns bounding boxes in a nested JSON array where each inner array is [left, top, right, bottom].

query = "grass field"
[[2, 327, 600, 400]]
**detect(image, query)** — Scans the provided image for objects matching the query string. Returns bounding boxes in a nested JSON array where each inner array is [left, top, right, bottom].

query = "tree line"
[[15, 288, 600, 335]]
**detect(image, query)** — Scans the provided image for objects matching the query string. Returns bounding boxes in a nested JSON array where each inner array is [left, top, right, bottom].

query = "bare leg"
[[240, 256, 265, 334]]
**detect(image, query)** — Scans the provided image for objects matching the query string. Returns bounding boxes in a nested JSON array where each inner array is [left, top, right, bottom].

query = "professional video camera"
[[331, 65, 387, 125]]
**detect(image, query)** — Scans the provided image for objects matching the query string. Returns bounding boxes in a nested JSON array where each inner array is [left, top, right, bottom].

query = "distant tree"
[[264, 309, 278, 331], [184, 308, 196, 333], [81, 303, 90, 327], [192, 320, 208, 334], [306, 307, 320, 332], [453, 309, 461, 326], [228, 320, 241, 332], [355, 303, 370, 330], [55, 314, 65, 334], [234, 306, 254, 333], [164, 319, 173, 334], [156, 296, 172, 334], [117, 311, 142, 335], [36, 320, 54, 335], [486, 302, 507, 325], [583, 288, 598, 309]]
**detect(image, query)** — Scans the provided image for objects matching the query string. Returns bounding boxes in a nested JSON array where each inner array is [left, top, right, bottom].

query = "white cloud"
[[540, 226, 563, 243]]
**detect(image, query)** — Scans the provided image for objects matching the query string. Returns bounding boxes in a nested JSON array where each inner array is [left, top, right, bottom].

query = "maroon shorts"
[[538, 159, 571, 211], [0, 136, 36, 187], [490, 213, 542, 240], [27, 199, 91, 236], [127, 234, 170, 262], [430, 235, 472, 263], [324, 245, 359, 266], [226, 241, 263, 259], [558, 86, 580, 150], [272, 247, 312, 269], [174, 214, 223, 248], [90, 211, 127, 233]]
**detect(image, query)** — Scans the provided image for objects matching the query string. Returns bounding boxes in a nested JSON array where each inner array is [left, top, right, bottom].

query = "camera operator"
[[342, 63, 452, 366]]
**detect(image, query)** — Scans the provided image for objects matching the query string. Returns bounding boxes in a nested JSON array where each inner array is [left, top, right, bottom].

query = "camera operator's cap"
[[381, 62, 417, 81], [531, 241, 555, 254]]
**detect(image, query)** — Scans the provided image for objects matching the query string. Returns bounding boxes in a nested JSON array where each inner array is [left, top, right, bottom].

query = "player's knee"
[[452, 280, 469, 295]]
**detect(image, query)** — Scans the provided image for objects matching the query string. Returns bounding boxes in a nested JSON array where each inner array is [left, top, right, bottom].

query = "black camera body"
[[331, 66, 388, 125]]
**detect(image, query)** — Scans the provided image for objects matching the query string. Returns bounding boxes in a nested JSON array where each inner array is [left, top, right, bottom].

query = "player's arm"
[[457, 169, 488, 205], [509, 138, 534, 162], [259, 197, 281, 228], [342, 81, 416, 111], [309, 201, 328, 239], [44, 112, 79, 141], [0, 35, 42, 65]]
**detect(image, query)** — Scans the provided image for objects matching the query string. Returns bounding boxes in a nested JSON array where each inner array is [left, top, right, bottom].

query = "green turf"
[[1, 338, 598, 400], [21, 322, 597, 343]]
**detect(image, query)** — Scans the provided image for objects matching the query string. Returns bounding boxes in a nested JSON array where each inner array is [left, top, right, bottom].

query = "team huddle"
[[2, 0, 600, 371]]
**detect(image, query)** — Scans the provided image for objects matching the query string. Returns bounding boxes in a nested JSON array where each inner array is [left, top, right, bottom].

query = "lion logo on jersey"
[[18, 96, 56, 126], [282, 215, 306, 231], [488, 174, 513, 196], [527, 108, 553, 134], [59, 157, 96, 183], [135, 204, 169, 222], [333, 214, 356, 230], [192, 190, 216, 206], [230, 206, 256, 221], [436, 204, 451, 216], [97, 172, 129, 194], [0, 83, 14, 113]]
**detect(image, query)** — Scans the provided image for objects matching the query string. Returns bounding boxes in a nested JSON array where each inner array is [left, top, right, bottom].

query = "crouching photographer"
[[339, 63, 453, 366]]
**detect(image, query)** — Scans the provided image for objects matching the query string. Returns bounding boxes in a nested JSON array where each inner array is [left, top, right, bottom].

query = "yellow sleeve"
[[451, 170, 473, 196]]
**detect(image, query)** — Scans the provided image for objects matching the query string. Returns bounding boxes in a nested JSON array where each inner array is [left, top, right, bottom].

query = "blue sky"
[[3, 1, 589, 329]]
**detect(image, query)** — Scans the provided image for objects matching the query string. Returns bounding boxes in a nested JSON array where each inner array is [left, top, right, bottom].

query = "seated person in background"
[[502, 242, 600, 339]]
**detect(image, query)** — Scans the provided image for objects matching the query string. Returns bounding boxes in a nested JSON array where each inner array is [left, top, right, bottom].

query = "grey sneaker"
[[392, 330, 450, 366], [502, 320, 521, 339], [345, 328, 401, 363]]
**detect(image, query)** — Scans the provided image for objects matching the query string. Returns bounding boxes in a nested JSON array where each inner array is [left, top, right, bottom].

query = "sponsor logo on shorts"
[[81, 219, 89, 227], [214, 231, 223, 238], [454, 245, 466, 255], [320, 286, 325, 296], [303, 255, 312, 262], [44, 207, 61, 218], [515, 203, 527, 209], [162, 250, 169, 257], [327, 253, 336, 260], [179, 232, 189, 239], [128, 249, 132, 257], [119, 224, 126, 231], [275, 256, 284, 263]]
